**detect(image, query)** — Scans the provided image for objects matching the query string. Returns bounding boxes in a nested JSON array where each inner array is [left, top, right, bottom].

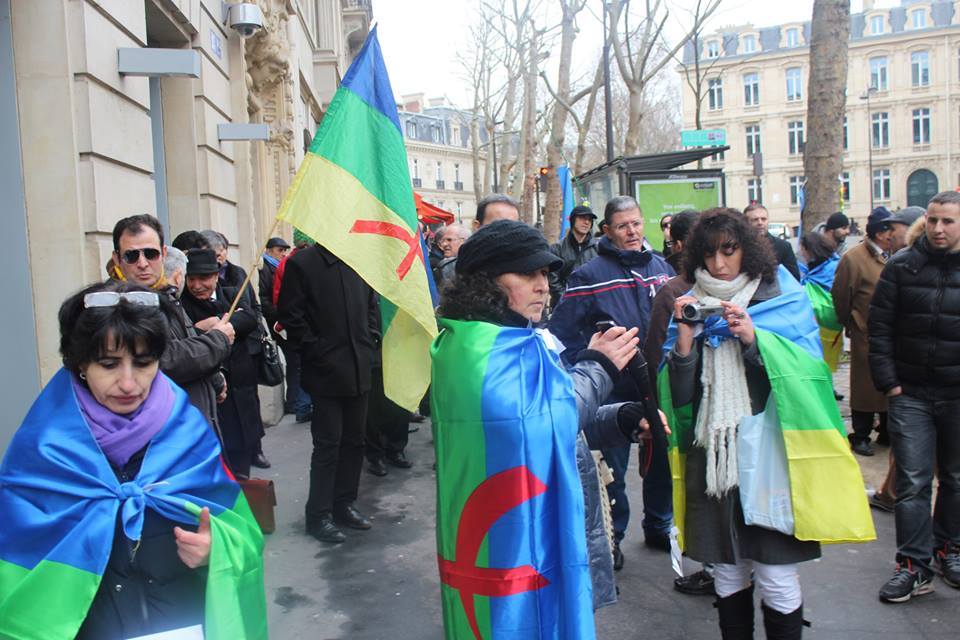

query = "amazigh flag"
[[800, 255, 843, 371], [276, 27, 436, 411], [0, 370, 266, 639], [659, 267, 875, 550], [431, 319, 596, 639]]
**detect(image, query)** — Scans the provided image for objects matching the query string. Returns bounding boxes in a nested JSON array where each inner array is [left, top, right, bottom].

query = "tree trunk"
[[802, 0, 850, 232], [622, 86, 644, 156]]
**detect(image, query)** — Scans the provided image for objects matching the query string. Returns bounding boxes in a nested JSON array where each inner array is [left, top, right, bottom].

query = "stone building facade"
[[0, 0, 370, 449], [679, 0, 960, 229]]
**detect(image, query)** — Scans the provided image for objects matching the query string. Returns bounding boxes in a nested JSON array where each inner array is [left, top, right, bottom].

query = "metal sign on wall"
[[681, 129, 726, 147]]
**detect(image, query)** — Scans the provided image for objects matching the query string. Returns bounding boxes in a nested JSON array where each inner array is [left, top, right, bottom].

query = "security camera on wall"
[[224, 2, 264, 39]]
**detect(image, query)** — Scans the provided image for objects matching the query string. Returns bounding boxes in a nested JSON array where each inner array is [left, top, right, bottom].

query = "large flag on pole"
[[276, 27, 437, 411]]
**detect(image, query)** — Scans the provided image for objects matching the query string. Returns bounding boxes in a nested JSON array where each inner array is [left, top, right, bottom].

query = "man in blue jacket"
[[549, 195, 675, 569]]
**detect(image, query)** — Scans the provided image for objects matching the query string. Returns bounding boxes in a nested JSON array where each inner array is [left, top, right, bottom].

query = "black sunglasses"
[[121, 248, 162, 264]]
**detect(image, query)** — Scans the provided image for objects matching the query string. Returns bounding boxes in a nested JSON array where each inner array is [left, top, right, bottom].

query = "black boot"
[[761, 601, 804, 640], [715, 585, 754, 640]]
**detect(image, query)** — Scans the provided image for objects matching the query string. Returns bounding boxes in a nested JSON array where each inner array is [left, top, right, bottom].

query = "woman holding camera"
[[665, 209, 873, 639]]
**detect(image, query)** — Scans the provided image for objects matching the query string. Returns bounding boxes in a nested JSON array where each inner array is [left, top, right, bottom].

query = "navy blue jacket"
[[549, 236, 674, 397]]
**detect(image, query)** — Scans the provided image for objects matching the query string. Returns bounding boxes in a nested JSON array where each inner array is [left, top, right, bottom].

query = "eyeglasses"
[[84, 291, 160, 309], [660, 222, 672, 230], [120, 248, 162, 264]]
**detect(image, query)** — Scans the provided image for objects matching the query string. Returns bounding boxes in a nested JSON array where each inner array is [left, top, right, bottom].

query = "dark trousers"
[[280, 340, 309, 413], [889, 393, 960, 570], [851, 410, 887, 445], [365, 367, 410, 462], [305, 394, 368, 520], [601, 441, 673, 542]]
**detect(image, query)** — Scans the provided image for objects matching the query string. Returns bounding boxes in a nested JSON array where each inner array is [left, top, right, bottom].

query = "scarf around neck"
[[690, 268, 761, 497], [71, 372, 175, 469]]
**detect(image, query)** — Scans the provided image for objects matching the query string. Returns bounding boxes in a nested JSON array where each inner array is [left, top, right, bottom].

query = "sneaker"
[[878, 560, 934, 603], [934, 544, 960, 588], [674, 569, 716, 595]]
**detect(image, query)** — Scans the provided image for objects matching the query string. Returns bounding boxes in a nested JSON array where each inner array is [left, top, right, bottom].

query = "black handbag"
[[257, 332, 284, 386]]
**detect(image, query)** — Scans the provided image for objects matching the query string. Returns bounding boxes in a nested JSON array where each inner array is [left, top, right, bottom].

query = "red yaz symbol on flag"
[[349, 220, 423, 280], [437, 466, 550, 640]]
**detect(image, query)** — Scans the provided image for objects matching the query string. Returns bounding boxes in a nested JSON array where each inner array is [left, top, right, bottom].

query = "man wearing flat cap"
[[832, 207, 895, 457], [549, 205, 600, 305]]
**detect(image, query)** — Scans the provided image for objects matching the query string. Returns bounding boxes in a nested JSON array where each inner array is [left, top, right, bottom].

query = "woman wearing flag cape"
[[662, 209, 874, 639], [431, 220, 654, 639], [798, 232, 843, 372], [0, 282, 266, 640]]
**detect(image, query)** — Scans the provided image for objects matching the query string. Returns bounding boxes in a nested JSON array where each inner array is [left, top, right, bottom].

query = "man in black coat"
[[548, 205, 599, 305], [743, 203, 801, 281], [278, 243, 378, 543], [259, 236, 301, 416], [869, 190, 960, 603]]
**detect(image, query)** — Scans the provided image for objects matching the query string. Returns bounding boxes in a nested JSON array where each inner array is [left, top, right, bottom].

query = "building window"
[[742, 34, 756, 54], [872, 112, 890, 148], [406, 121, 417, 138], [707, 77, 723, 110], [788, 121, 805, 155], [454, 163, 461, 182], [436, 161, 443, 181], [873, 168, 891, 200], [912, 51, 930, 87], [913, 108, 931, 144], [745, 124, 761, 157], [789, 175, 805, 206], [843, 116, 848, 150], [870, 15, 884, 35], [911, 9, 926, 29], [785, 28, 800, 48], [451, 126, 462, 146], [743, 73, 759, 106], [841, 172, 851, 202], [431, 126, 443, 143], [869, 56, 888, 91], [786, 67, 803, 101], [412, 158, 419, 179], [706, 40, 720, 58], [747, 178, 763, 204]]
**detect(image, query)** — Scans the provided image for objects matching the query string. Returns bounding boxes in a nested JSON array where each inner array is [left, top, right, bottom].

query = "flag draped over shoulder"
[[0, 369, 266, 640], [276, 26, 436, 411], [431, 319, 595, 640], [556, 166, 576, 241], [800, 255, 843, 371], [659, 267, 875, 550]]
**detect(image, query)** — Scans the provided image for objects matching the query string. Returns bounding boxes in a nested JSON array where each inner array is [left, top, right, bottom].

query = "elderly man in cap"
[[823, 212, 852, 253], [889, 206, 926, 255], [549, 204, 600, 305], [832, 207, 895, 456]]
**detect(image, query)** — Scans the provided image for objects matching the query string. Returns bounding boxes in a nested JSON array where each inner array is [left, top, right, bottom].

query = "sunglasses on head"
[[84, 291, 160, 309], [120, 248, 162, 264]]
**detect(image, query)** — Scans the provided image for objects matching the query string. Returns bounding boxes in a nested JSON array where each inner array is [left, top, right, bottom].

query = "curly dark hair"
[[437, 272, 512, 325], [682, 208, 777, 283]]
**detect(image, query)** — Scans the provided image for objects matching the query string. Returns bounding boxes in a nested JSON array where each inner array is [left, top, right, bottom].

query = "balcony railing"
[[454, 181, 464, 191], [342, 0, 372, 10], [436, 180, 446, 189], [412, 178, 422, 188]]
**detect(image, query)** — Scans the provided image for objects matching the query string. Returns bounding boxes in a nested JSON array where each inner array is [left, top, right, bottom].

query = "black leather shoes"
[[851, 440, 874, 457], [334, 504, 372, 530], [613, 542, 625, 571], [386, 452, 413, 469], [306, 516, 346, 543], [252, 453, 271, 469], [645, 533, 671, 553], [367, 459, 388, 477]]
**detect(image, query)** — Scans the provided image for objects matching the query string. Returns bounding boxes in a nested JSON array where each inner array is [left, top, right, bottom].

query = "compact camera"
[[680, 302, 724, 323]]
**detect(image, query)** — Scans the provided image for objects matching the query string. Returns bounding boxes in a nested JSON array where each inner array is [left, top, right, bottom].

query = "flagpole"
[[225, 216, 283, 317]]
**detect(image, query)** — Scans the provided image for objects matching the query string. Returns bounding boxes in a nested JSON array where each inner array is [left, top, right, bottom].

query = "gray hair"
[[164, 245, 187, 277], [200, 229, 228, 251], [928, 191, 960, 209], [476, 194, 520, 225], [444, 222, 472, 241], [603, 195, 640, 224]]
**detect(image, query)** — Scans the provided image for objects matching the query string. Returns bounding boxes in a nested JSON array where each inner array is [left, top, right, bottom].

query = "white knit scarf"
[[690, 268, 761, 497]]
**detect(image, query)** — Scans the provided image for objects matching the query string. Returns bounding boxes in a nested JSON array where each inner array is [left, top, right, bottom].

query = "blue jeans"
[[601, 441, 673, 542], [888, 393, 960, 570]]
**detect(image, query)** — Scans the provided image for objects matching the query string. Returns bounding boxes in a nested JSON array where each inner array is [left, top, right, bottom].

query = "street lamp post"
[[602, 1, 614, 162], [860, 86, 878, 212]]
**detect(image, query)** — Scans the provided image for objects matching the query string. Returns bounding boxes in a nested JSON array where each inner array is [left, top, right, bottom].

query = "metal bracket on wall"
[[117, 48, 201, 78], [217, 123, 270, 141]]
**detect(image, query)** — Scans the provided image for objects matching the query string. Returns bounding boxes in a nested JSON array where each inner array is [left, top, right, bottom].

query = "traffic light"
[[538, 166, 549, 192]]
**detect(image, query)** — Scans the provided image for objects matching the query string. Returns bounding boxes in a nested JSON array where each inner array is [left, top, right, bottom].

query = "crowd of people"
[[1, 185, 958, 637]]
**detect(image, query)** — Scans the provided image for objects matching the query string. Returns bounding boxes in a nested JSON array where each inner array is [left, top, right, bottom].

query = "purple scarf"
[[71, 372, 175, 468]]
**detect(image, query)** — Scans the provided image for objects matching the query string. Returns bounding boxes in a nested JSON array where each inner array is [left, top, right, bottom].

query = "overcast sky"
[[374, 0, 885, 107]]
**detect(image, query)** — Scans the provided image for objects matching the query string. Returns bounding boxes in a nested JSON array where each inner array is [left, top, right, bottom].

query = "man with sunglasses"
[[110, 215, 233, 430]]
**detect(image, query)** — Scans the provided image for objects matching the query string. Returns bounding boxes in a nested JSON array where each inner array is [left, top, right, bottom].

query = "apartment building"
[[679, 0, 960, 228]]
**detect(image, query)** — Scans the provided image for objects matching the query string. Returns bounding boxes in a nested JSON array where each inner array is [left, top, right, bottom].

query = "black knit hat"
[[456, 220, 563, 276], [824, 212, 850, 231], [185, 248, 220, 276]]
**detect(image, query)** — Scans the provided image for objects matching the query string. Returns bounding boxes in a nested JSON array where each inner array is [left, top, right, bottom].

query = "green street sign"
[[681, 129, 726, 147]]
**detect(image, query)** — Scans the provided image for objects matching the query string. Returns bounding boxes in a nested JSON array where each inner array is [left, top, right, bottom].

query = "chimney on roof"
[[401, 93, 425, 113]]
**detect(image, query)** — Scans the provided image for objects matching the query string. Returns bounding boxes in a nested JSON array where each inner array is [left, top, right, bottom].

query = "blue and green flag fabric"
[[0, 369, 267, 640], [276, 26, 437, 412], [430, 319, 595, 640], [800, 255, 843, 371], [659, 267, 875, 550]]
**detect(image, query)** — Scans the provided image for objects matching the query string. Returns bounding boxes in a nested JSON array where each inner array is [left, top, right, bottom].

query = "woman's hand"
[[587, 326, 640, 371], [672, 295, 698, 357], [174, 507, 212, 569], [721, 301, 755, 346]]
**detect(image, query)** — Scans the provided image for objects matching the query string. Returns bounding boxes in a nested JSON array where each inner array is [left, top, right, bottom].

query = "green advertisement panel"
[[634, 177, 723, 250]]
